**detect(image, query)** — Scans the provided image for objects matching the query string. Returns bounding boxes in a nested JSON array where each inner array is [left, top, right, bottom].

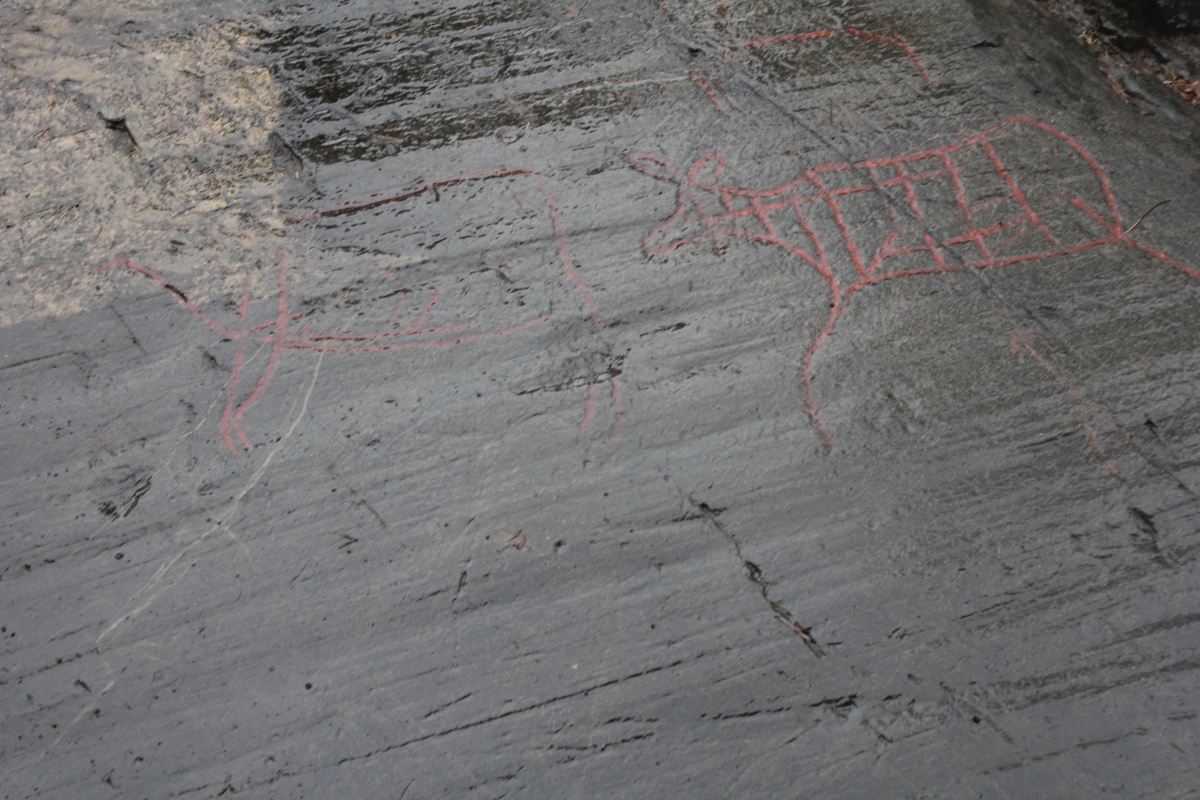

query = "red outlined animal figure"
[[655, 2, 930, 112], [630, 115, 1198, 444], [97, 168, 621, 457]]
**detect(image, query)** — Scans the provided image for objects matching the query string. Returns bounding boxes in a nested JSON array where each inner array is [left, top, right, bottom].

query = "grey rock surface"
[[3, 0, 1200, 797]]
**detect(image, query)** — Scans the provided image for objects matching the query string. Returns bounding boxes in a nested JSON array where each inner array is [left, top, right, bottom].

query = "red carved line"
[[893, 161, 924, 219], [231, 252, 294, 437], [844, 27, 930, 86], [732, 27, 930, 85], [94, 259, 236, 338], [283, 167, 536, 223], [631, 116, 1198, 446], [1009, 323, 1119, 476], [800, 301, 843, 446], [978, 137, 1057, 245], [100, 168, 621, 456], [690, 70, 729, 115], [607, 379, 624, 443], [579, 378, 622, 442], [283, 317, 552, 353], [937, 151, 990, 262], [733, 30, 837, 48], [532, 179, 609, 335], [1072, 197, 1200, 282], [98, 253, 556, 456], [222, 342, 250, 453], [638, 117, 1127, 266], [579, 384, 599, 433], [299, 323, 472, 343], [809, 171, 869, 281]]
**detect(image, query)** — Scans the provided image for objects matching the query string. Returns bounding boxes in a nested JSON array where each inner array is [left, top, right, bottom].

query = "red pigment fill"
[[630, 116, 1199, 445], [690, 70, 729, 115], [1008, 322, 1120, 476], [580, 384, 599, 433], [98, 171, 620, 456]]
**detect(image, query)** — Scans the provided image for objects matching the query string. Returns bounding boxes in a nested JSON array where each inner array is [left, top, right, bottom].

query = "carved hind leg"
[[578, 377, 624, 443], [218, 340, 252, 456], [801, 298, 848, 447]]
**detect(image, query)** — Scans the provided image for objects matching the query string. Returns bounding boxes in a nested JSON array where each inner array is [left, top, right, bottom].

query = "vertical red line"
[[230, 256, 292, 434], [938, 152, 991, 262], [690, 70, 728, 115], [606, 380, 624, 443], [792, 187, 838, 287], [978, 136, 1057, 244], [220, 341, 248, 456], [535, 180, 607, 333], [808, 172, 867, 280], [924, 234, 948, 268], [844, 28, 931, 85], [871, 166, 898, 223], [751, 195, 779, 242], [890, 161, 924, 220], [802, 301, 845, 448], [217, 274, 256, 455], [579, 384, 599, 433], [866, 229, 900, 275]]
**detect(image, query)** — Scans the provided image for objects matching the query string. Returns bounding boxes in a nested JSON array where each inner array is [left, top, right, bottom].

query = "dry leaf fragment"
[[491, 530, 526, 551], [191, 198, 227, 213]]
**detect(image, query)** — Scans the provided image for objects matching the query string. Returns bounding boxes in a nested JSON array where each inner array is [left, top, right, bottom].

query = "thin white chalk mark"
[[96, 352, 324, 643], [0, 679, 118, 785]]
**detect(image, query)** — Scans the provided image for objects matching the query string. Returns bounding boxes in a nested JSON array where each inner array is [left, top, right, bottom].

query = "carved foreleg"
[[579, 378, 624, 443]]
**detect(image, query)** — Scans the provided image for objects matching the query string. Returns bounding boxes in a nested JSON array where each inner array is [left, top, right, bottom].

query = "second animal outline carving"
[[630, 115, 1198, 444], [98, 168, 622, 457]]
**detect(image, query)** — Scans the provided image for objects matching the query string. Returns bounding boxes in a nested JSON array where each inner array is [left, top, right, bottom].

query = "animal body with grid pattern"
[[630, 116, 1199, 443]]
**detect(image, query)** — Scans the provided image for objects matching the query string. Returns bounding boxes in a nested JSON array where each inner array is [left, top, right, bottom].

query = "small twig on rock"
[[1125, 199, 1172, 234]]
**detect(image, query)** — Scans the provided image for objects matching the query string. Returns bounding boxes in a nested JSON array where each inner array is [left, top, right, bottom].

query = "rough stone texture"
[[3, 0, 1200, 797], [1109, 0, 1200, 34]]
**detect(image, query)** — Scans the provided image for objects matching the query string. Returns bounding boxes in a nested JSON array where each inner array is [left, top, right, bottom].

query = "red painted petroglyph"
[[631, 116, 1198, 445], [655, 2, 931, 99], [1007, 319, 1125, 476], [98, 169, 620, 456], [731, 27, 930, 86], [690, 69, 731, 116]]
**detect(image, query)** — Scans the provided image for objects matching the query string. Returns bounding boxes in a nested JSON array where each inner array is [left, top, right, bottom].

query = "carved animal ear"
[[687, 152, 725, 187], [627, 152, 680, 184]]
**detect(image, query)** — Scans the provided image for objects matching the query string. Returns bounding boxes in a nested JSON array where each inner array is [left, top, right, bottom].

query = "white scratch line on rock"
[[97, 352, 323, 643]]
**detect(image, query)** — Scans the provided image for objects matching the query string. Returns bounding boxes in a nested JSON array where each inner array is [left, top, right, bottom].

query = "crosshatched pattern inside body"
[[644, 118, 1118, 295]]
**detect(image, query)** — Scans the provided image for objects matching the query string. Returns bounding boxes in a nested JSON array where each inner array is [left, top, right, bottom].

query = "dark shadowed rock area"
[[3, 0, 1200, 796]]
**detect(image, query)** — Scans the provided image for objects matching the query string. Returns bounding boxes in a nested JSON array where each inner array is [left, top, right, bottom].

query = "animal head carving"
[[628, 151, 731, 258]]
